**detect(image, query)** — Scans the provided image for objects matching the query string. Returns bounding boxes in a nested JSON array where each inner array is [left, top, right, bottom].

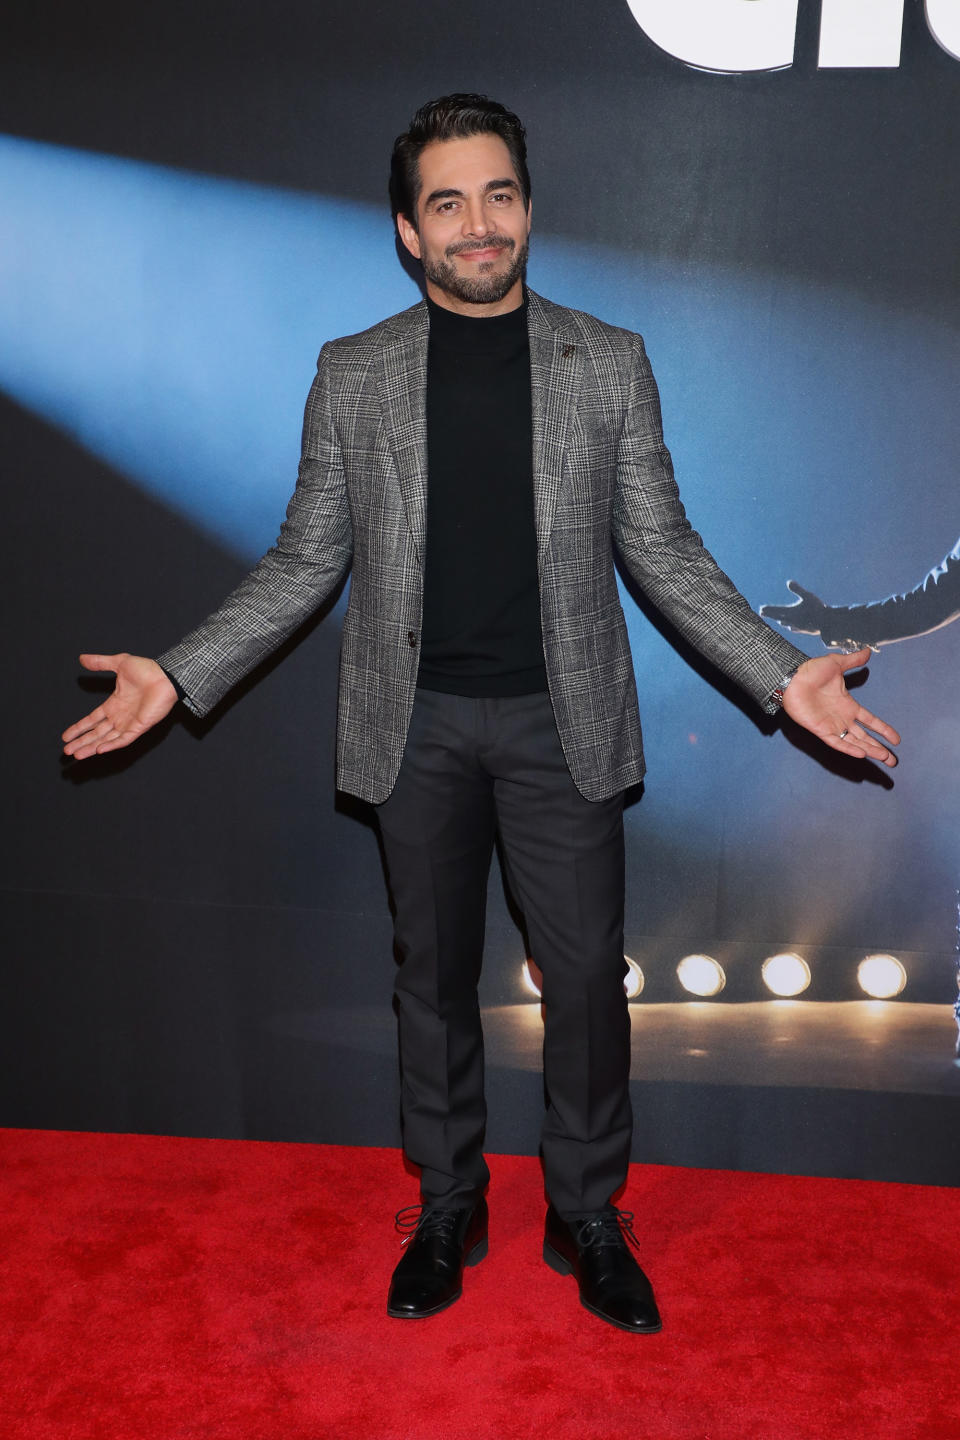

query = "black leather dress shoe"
[[387, 1198, 488, 1318], [543, 1204, 662, 1334]]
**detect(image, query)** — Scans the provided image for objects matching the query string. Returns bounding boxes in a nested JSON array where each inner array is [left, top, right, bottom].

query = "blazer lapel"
[[527, 290, 583, 561], [376, 302, 429, 566]]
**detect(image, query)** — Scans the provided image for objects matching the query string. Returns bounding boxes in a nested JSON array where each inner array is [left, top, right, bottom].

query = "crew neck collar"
[[426, 293, 528, 349], [426, 293, 527, 327]]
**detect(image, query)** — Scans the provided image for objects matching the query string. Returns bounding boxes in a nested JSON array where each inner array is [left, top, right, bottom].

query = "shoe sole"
[[542, 1241, 663, 1335], [386, 1234, 488, 1319]]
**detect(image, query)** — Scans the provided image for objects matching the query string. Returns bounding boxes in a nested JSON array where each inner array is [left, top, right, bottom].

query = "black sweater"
[[417, 297, 547, 696]]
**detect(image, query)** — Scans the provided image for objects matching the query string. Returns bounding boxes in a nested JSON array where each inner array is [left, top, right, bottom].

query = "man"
[[63, 94, 900, 1334]]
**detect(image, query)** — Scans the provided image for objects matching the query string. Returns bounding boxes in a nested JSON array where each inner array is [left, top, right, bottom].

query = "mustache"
[[445, 236, 514, 258]]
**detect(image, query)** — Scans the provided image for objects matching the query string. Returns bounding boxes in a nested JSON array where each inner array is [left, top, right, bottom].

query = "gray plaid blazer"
[[159, 290, 806, 803]]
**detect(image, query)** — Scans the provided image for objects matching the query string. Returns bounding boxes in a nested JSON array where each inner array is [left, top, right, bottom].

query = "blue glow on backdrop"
[[3, 134, 958, 955], [0, 135, 419, 560], [2, 134, 957, 584]]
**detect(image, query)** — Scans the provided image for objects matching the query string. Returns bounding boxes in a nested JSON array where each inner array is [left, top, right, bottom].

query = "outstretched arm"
[[611, 336, 811, 713], [610, 338, 900, 765], [153, 344, 352, 716], [780, 649, 900, 767], [62, 654, 179, 760], [62, 344, 352, 757]]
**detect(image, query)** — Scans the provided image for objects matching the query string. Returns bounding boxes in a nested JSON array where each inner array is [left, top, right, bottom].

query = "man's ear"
[[396, 212, 422, 261]]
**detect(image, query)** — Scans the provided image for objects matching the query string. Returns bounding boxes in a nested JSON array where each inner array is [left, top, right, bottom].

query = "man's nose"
[[462, 199, 491, 236]]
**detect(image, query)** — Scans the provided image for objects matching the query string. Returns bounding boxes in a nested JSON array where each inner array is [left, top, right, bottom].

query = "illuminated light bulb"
[[521, 956, 644, 999], [624, 955, 645, 999], [676, 954, 726, 997], [522, 959, 543, 998], [857, 954, 907, 999], [761, 952, 811, 998]]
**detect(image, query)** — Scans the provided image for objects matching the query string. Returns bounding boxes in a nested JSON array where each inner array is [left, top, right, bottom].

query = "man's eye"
[[491, 192, 512, 204]]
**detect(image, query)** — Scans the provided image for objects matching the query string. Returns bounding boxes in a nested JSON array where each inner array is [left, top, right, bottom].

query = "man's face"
[[396, 133, 532, 315]]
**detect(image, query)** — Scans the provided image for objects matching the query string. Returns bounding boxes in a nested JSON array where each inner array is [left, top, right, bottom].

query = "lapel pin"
[[561, 344, 576, 359]]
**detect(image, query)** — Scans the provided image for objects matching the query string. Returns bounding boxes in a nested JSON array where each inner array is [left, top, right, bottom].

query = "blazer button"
[[407, 631, 417, 647]]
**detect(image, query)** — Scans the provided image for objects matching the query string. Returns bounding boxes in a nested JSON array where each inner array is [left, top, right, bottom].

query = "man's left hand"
[[780, 649, 900, 767]]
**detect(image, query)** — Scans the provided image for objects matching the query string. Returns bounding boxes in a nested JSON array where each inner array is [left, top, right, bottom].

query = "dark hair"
[[389, 93, 531, 228]]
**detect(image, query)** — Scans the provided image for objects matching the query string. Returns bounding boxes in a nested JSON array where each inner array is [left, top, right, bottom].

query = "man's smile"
[[446, 238, 513, 262]]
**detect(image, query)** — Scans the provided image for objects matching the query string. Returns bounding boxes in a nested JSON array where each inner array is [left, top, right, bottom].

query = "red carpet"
[[1, 1128, 957, 1439]]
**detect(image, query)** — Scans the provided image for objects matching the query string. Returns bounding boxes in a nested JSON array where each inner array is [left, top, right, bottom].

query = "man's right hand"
[[62, 654, 179, 760]]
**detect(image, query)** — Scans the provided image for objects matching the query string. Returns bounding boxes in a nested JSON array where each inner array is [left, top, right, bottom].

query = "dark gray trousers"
[[375, 689, 632, 1218]]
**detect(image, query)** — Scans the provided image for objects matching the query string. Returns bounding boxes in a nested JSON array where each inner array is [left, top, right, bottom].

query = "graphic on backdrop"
[[623, 0, 960, 72], [762, 538, 960, 649]]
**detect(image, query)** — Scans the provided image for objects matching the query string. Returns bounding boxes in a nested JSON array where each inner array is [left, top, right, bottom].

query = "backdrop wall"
[[3, 1, 959, 1182]]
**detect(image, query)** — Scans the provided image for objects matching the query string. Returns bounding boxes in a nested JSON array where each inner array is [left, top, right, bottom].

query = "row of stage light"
[[522, 951, 910, 1001]]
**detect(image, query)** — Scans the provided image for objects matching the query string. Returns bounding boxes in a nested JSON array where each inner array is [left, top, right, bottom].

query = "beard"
[[422, 234, 529, 306]]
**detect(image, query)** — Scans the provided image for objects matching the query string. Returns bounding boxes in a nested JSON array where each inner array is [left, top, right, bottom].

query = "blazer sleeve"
[[611, 336, 807, 712], [156, 344, 354, 717]]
